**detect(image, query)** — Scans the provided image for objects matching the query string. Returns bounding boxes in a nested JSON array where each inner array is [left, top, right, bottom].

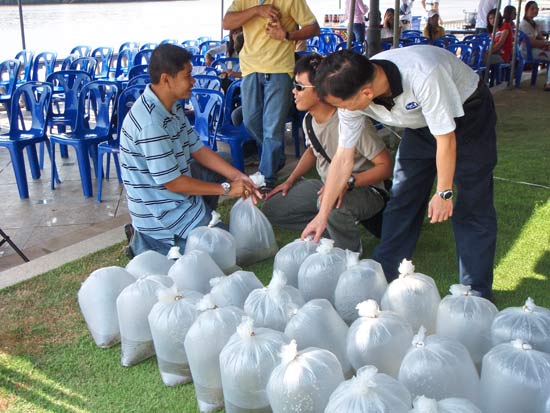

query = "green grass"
[[1, 82, 549, 412]]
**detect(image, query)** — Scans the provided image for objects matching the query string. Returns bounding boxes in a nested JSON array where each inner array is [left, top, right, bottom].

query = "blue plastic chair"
[[91, 46, 114, 80], [184, 46, 200, 55], [335, 41, 364, 54], [515, 30, 548, 87], [0, 82, 56, 199], [189, 88, 224, 148], [140, 42, 158, 51], [118, 41, 140, 53], [0, 59, 21, 119], [445, 43, 474, 66], [61, 54, 78, 71], [31, 51, 57, 81], [128, 64, 149, 80], [113, 47, 138, 80], [127, 74, 150, 87], [192, 54, 206, 66], [317, 33, 344, 54], [70, 57, 97, 78], [211, 57, 240, 74], [97, 84, 145, 202], [14, 50, 34, 87], [160, 38, 179, 45], [182, 39, 200, 48], [133, 49, 154, 66], [197, 36, 212, 44], [193, 74, 222, 91], [214, 79, 255, 171], [401, 30, 422, 37], [199, 40, 221, 55], [50, 80, 119, 198], [70, 45, 91, 57]]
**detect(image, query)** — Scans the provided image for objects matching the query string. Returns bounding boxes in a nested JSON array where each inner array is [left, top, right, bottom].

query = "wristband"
[[285, 31, 290, 41]]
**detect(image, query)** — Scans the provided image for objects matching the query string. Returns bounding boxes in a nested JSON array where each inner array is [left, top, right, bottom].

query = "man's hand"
[[301, 213, 328, 243], [265, 180, 293, 200], [257, 4, 281, 21], [317, 185, 346, 209], [428, 194, 453, 223], [265, 19, 286, 41]]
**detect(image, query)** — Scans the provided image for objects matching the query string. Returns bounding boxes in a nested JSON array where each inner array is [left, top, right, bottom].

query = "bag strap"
[[305, 113, 332, 164]]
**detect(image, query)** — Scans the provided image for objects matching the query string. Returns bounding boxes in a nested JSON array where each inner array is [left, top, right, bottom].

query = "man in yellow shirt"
[[223, 0, 319, 188]]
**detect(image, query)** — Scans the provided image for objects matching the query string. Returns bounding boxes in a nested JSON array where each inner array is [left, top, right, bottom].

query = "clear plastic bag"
[[325, 365, 412, 413], [116, 275, 173, 366], [266, 340, 344, 413], [168, 249, 224, 294], [184, 294, 245, 413], [148, 287, 202, 386], [410, 395, 482, 413], [480, 339, 550, 413], [347, 300, 413, 378], [244, 270, 305, 331], [284, 298, 353, 378], [209, 270, 263, 309], [185, 211, 238, 274], [398, 326, 480, 404], [125, 250, 174, 278], [334, 252, 388, 324], [78, 266, 136, 348], [273, 237, 319, 288], [436, 284, 498, 368], [297, 238, 346, 304], [381, 259, 441, 333], [490, 297, 550, 353], [219, 317, 289, 412]]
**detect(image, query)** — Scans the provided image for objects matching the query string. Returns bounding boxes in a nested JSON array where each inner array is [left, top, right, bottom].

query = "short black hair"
[[294, 53, 323, 84], [148, 44, 192, 84], [314, 49, 375, 100]]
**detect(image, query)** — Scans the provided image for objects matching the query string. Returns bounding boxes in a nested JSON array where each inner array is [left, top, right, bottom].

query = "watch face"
[[221, 182, 231, 194], [440, 190, 453, 200]]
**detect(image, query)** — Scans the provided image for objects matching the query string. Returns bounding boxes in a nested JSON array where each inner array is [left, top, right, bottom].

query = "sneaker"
[[124, 245, 135, 259]]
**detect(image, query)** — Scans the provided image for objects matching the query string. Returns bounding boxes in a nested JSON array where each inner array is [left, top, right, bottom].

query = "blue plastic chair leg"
[[229, 140, 245, 172], [76, 146, 94, 198], [25, 144, 41, 180], [96, 149, 105, 203], [8, 146, 29, 199], [105, 152, 111, 179], [39, 141, 45, 169]]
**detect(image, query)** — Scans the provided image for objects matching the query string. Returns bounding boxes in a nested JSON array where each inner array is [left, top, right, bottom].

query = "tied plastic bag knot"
[[280, 339, 299, 366], [237, 316, 256, 339], [511, 338, 533, 351], [523, 297, 536, 313], [208, 210, 221, 228], [209, 276, 224, 288], [167, 246, 182, 260], [157, 285, 179, 303], [249, 171, 265, 187], [413, 395, 438, 413], [317, 238, 335, 254], [398, 258, 415, 278], [412, 326, 427, 348], [345, 250, 360, 269], [449, 284, 472, 296], [354, 365, 379, 394], [268, 270, 288, 293], [196, 293, 217, 312], [356, 299, 380, 318]]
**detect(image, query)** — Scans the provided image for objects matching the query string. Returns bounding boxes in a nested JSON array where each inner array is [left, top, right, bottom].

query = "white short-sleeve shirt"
[[338, 45, 479, 148]]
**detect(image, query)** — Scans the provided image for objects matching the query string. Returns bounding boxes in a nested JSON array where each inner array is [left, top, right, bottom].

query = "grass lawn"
[[1, 82, 549, 412]]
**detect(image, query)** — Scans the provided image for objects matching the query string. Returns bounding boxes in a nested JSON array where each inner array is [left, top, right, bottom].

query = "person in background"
[[519, 0, 550, 91], [205, 27, 244, 70], [423, 10, 445, 40], [223, 0, 320, 190], [120, 45, 259, 257], [262, 54, 392, 253], [475, 0, 497, 33], [399, 0, 415, 31], [487, 6, 516, 64], [346, 0, 368, 44], [381, 8, 397, 42], [421, 0, 440, 23]]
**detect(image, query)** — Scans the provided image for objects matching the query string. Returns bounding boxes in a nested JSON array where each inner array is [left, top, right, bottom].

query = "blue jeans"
[[241, 72, 293, 187], [352, 23, 366, 44]]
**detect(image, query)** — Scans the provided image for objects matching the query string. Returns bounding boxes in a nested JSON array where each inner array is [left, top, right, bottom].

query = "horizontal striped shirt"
[[120, 84, 205, 244]]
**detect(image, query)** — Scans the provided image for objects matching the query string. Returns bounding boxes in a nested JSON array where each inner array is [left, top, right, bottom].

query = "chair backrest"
[[518, 31, 534, 61], [199, 40, 221, 55], [31, 51, 57, 81], [75, 80, 119, 136], [334, 41, 364, 54], [70, 45, 92, 57], [14, 50, 34, 83], [182, 39, 200, 48], [133, 49, 154, 66], [192, 54, 206, 66], [184, 46, 200, 55], [0, 59, 21, 101], [8, 81, 52, 139], [127, 74, 150, 88], [197, 36, 212, 44], [402, 30, 422, 37], [46, 70, 92, 128], [118, 41, 140, 53], [140, 42, 158, 51], [61, 54, 78, 71], [160, 38, 179, 45], [114, 48, 139, 79], [128, 64, 149, 80], [193, 74, 222, 91], [211, 57, 240, 73], [222, 79, 243, 128], [307, 36, 320, 48], [91, 46, 114, 79], [116, 84, 146, 138], [70, 57, 97, 78], [317, 33, 344, 54], [189, 88, 224, 147], [445, 43, 474, 65]]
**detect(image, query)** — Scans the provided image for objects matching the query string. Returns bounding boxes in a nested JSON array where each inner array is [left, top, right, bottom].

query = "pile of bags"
[[79, 237, 550, 413]]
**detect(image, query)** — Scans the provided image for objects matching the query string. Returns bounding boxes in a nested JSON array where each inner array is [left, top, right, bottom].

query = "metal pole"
[[509, 0, 522, 88], [367, 0, 381, 57], [221, 0, 225, 40], [393, 0, 401, 48], [484, 0, 503, 84], [347, 0, 357, 48], [18, 0, 26, 50]]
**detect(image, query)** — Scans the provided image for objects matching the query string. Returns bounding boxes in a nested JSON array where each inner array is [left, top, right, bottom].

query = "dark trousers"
[[352, 23, 366, 44], [372, 83, 497, 298]]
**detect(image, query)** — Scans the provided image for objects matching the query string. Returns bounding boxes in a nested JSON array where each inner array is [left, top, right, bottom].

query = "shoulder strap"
[[305, 113, 332, 164]]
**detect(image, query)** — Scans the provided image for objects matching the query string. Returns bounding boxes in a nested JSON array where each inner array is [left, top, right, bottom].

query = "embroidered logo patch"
[[406, 102, 419, 110]]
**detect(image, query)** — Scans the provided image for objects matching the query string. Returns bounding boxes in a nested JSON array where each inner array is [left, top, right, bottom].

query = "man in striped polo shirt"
[[120, 44, 258, 257]]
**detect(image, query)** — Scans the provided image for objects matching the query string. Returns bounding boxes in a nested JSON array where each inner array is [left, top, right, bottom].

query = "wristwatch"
[[437, 189, 453, 200], [347, 175, 356, 191], [221, 182, 231, 195]]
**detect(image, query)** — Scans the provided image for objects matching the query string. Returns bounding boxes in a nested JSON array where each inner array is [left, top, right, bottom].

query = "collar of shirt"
[[370, 59, 403, 111], [143, 84, 181, 121]]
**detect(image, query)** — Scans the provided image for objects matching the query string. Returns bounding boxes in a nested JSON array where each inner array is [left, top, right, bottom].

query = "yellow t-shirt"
[[227, 0, 317, 76]]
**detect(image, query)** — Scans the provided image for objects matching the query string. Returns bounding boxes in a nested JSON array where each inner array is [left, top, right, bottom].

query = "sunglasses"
[[293, 81, 315, 92]]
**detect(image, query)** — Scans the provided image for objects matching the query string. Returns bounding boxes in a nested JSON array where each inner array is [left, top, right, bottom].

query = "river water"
[[1, 0, 482, 61]]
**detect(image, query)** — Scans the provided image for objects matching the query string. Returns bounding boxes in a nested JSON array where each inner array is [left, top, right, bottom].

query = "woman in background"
[[423, 10, 445, 40]]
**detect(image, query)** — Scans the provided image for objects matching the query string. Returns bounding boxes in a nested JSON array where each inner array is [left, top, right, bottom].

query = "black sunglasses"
[[293, 81, 315, 92]]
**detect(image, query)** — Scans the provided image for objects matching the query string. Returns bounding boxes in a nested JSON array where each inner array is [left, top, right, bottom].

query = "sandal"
[[544, 84, 550, 92]]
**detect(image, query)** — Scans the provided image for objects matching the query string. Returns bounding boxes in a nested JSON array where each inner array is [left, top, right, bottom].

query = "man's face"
[[168, 62, 195, 100], [324, 86, 373, 112], [293, 72, 319, 112]]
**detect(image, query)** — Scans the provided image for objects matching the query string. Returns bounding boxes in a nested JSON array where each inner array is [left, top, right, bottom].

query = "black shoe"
[[124, 245, 135, 259], [124, 223, 134, 243], [259, 186, 273, 196]]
